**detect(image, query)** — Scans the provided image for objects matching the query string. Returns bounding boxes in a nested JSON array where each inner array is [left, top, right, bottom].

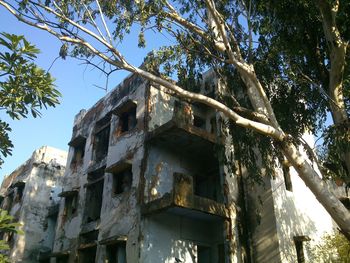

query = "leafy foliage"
[[0, 32, 60, 166], [0, 209, 22, 263], [314, 232, 350, 262], [320, 121, 350, 181], [11, 0, 349, 181]]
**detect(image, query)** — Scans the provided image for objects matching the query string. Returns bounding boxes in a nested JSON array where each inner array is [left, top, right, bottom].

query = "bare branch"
[[95, 0, 113, 44]]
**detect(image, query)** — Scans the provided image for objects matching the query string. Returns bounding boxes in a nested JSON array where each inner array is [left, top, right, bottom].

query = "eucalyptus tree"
[[0, 0, 348, 239], [0, 32, 60, 165], [253, 0, 350, 192]]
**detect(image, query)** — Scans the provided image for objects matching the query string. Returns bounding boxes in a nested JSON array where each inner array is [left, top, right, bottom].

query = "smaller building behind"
[[0, 146, 67, 263]]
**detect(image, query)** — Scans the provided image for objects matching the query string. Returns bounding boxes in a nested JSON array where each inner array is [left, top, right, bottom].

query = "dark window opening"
[[112, 166, 132, 195], [71, 143, 85, 168], [80, 230, 98, 245], [283, 165, 293, 192], [117, 105, 137, 135], [94, 124, 110, 162], [79, 246, 96, 263], [294, 240, 305, 263], [15, 183, 25, 202], [56, 256, 69, 263], [197, 245, 211, 263], [106, 242, 127, 263], [193, 172, 221, 202], [93, 115, 111, 163], [193, 115, 206, 129], [84, 179, 104, 223], [64, 194, 78, 219]]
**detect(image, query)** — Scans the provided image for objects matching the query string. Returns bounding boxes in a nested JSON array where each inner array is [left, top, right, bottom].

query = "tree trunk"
[[282, 141, 350, 240]]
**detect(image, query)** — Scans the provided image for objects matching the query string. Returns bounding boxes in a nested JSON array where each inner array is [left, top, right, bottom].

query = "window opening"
[[79, 246, 96, 263], [15, 183, 25, 202], [193, 115, 206, 129], [106, 241, 127, 263], [93, 115, 111, 162], [112, 166, 132, 195], [71, 143, 85, 167], [94, 125, 110, 162], [64, 194, 78, 219], [283, 164, 293, 192], [194, 173, 220, 202], [84, 179, 104, 223], [295, 240, 305, 263], [294, 236, 310, 263], [117, 104, 137, 135]]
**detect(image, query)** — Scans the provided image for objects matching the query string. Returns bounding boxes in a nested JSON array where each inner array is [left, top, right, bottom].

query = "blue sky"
[[0, 8, 162, 179]]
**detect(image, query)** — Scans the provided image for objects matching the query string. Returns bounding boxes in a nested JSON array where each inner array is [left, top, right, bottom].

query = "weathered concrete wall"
[[148, 86, 175, 131], [271, 135, 336, 262], [52, 73, 148, 262], [140, 213, 224, 263], [244, 174, 282, 263]]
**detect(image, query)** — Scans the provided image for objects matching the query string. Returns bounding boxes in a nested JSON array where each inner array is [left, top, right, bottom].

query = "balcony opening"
[[93, 116, 111, 162], [84, 174, 104, 223], [115, 101, 137, 136], [106, 241, 127, 263], [112, 165, 132, 196]]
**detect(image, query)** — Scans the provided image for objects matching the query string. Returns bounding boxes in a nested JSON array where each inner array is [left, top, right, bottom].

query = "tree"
[[0, 0, 348, 239], [314, 232, 350, 262], [0, 209, 22, 263], [0, 32, 60, 165]]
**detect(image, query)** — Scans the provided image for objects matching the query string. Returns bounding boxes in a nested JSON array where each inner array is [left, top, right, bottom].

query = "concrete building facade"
[[0, 146, 67, 262], [1, 72, 347, 262]]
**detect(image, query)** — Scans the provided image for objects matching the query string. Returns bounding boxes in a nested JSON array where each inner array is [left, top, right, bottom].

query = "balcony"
[[142, 173, 229, 221], [146, 101, 223, 159]]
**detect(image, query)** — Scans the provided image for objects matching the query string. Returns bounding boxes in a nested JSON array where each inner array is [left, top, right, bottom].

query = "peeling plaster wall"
[[52, 73, 148, 263], [148, 86, 175, 131], [144, 145, 197, 203]]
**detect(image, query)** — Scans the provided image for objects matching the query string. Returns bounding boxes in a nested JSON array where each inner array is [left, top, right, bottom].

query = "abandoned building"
[[1, 71, 347, 262], [46, 71, 343, 263], [0, 146, 67, 262]]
